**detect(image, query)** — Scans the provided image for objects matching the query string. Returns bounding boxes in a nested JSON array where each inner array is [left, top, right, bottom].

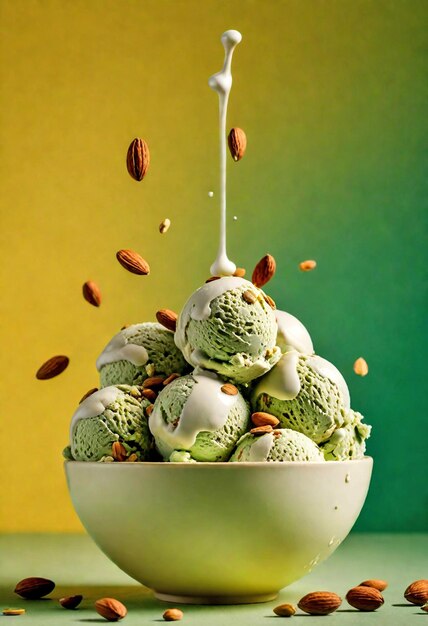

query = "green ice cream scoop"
[[97, 322, 189, 388], [69, 385, 153, 462], [252, 351, 350, 443], [321, 410, 371, 461], [230, 428, 324, 462], [148, 369, 250, 462], [175, 277, 281, 384]]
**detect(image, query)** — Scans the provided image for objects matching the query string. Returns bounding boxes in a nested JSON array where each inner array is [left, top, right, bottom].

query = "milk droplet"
[[345, 473, 351, 483], [233, 215, 238, 221], [208, 191, 214, 197]]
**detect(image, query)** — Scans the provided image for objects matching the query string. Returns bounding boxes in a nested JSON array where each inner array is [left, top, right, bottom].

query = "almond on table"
[[14, 577, 55, 599], [95, 597, 127, 621]]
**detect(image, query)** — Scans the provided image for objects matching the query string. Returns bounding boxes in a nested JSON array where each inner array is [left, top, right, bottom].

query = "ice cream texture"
[[321, 410, 371, 461], [149, 369, 250, 461], [68, 385, 153, 462], [97, 322, 189, 387], [175, 277, 281, 384], [230, 428, 324, 462], [252, 352, 350, 443]]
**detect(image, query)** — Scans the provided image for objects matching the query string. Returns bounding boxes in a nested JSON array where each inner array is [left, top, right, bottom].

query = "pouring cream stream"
[[208, 29, 242, 277]]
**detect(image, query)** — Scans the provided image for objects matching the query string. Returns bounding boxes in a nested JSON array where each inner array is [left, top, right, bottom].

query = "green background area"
[[0, 0, 427, 531]]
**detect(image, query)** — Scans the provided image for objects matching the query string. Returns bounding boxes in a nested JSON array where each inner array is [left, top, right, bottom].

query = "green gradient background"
[[0, 0, 427, 531]]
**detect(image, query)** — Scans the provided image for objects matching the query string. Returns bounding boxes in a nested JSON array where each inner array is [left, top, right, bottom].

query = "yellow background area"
[[0, 1, 426, 531]]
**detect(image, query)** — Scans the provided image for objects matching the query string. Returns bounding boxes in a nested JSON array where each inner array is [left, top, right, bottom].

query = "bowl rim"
[[65, 456, 373, 468]]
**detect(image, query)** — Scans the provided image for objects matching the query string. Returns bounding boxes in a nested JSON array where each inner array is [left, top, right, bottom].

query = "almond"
[[243, 290, 257, 304], [251, 412, 280, 428], [3, 609, 26, 616], [228, 127, 247, 161], [299, 259, 317, 272], [14, 577, 55, 599], [116, 249, 150, 275], [79, 388, 98, 404], [159, 218, 171, 234], [421, 602, 428, 612], [36, 355, 69, 380], [273, 603, 296, 617], [353, 357, 369, 377], [404, 580, 428, 605], [360, 579, 388, 591], [146, 404, 154, 416], [221, 383, 239, 396], [95, 597, 127, 621], [206, 276, 220, 283], [233, 267, 246, 277], [111, 442, 127, 462], [163, 607, 183, 621], [252, 254, 276, 288], [125, 453, 138, 462], [142, 388, 157, 402], [59, 595, 83, 609], [82, 280, 101, 307], [156, 309, 178, 332], [163, 373, 181, 386], [298, 591, 342, 615], [143, 376, 166, 390], [346, 586, 384, 611], [250, 425, 273, 435], [126, 138, 150, 181], [263, 294, 276, 309]]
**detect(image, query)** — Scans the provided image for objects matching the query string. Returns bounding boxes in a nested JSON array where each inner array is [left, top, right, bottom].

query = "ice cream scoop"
[[230, 428, 324, 462], [97, 322, 189, 387], [252, 352, 350, 443], [68, 385, 153, 462], [321, 410, 371, 461], [275, 310, 313, 354], [175, 277, 281, 384], [149, 369, 250, 461]]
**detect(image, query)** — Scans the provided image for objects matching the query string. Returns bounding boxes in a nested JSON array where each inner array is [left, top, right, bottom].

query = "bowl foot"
[[154, 591, 278, 605]]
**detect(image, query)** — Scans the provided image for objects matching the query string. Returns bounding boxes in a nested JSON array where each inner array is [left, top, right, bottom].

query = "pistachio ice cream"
[[149, 369, 250, 461], [175, 277, 281, 384], [321, 410, 371, 461], [97, 322, 189, 387], [66, 385, 153, 462], [252, 351, 350, 443], [230, 428, 324, 462]]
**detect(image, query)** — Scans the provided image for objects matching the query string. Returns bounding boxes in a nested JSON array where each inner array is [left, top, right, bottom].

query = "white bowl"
[[65, 458, 372, 604]]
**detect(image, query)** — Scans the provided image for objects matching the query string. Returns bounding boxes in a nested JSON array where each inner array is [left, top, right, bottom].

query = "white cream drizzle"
[[308, 355, 350, 409], [253, 350, 301, 401], [96, 325, 149, 371], [148, 369, 239, 456], [175, 276, 250, 356], [208, 29, 242, 277], [70, 386, 123, 453], [275, 310, 314, 354], [247, 432, 275, 461]]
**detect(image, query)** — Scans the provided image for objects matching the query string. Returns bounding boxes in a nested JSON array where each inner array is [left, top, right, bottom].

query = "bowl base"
[[154, 591, 278, 605]]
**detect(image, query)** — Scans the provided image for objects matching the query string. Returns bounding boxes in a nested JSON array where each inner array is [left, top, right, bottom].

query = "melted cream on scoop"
[[253, 350, 301, 401], [208, 29, 242, 276], [275, 310, 314, 354], [96, 326, 149, 371], [149, 369, 239, 454], [70, 386, 123, 451], [247, 432, 275, 461]]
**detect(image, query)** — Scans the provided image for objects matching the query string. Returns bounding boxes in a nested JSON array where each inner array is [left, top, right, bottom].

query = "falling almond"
[[159, 218, 171, 234], [228, 127, 247, 161], [354, 357, 369, 376], [299, 260, 317, 272], [36, 356, 69, 380], [82, 280, 101, 307], [252, 254, 276, 287], [156, 309, 178, 332], [126, 138, 150, 181], [116, 249, 150, 275]]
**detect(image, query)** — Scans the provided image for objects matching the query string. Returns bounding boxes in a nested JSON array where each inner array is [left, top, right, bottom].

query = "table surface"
[[0, 533, 426, 625]]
